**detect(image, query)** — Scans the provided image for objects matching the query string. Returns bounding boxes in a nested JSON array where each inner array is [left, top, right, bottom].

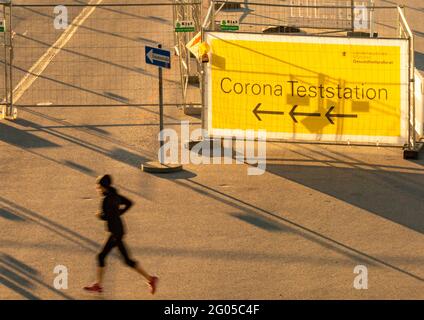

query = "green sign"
[[0, 20, 5, 33], [220, 19, 239, 31], [175, 21, 195, 33]]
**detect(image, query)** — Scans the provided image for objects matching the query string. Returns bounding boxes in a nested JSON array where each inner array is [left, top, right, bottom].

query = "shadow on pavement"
[[0, 196, 100, 254], [174, 179, 374, 264], [109, 147, 149, 169], [0, 122, 59, 149], [0, 253, 73, 300], [63, 160, 95, 175], [103, 92, 130, 104], [14, 116, 151, 171], [153, 170, 197, 180], [276, 144, 424, 234], [0, 207, 26, 222], [231, 213, 288, 232], [266, 163, 424, 234], [0, 275, 40, 300], [1, 114, 156, 202], [172, 178, 423, 282]]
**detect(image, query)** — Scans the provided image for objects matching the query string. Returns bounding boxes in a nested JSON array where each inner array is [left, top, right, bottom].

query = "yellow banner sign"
[[205, 32, 409, 145]]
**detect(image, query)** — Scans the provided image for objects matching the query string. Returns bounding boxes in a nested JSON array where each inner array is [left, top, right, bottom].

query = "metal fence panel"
[[212, 0, 401, 38], [8, 2, 199, 108]]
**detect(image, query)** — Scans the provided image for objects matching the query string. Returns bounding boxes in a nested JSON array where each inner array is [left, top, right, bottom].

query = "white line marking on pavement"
[[13, 0, 104, 103], [36, 101, 53, 106]]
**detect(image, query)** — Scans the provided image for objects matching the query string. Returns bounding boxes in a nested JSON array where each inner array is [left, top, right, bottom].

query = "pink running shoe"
[[83, 283, 103, 293], [148, 276, 159, 295]]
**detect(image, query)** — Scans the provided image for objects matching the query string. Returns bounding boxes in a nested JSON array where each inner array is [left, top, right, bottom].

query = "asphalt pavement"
[[0, 0, 423, 300]]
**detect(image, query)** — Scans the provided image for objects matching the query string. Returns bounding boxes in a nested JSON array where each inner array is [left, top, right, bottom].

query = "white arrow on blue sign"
[[145, 46, 171, 69]]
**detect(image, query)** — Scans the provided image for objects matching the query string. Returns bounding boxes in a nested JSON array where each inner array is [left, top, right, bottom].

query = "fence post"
[[369, 0, 375, 37], [2, 0, 14, 120], [8, 0, 12, 118], [2, 3, 7, 117], [211, 0, 216, 31], [410, 35, 416, 150]]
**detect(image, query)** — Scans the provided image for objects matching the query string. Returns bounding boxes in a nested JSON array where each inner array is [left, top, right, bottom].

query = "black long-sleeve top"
[[99, 187, 133, 237]]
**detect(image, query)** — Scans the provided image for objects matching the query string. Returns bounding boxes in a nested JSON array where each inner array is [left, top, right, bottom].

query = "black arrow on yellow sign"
[[289, 105, 321, 123], [325, 106, 358, 124], [253, 103, 285, 121]]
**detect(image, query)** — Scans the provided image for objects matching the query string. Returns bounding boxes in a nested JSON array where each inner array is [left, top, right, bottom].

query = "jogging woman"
[[84, 174, 158, 294]]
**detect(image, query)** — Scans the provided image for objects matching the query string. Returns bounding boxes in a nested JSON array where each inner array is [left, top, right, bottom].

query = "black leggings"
[[97, 235, 137, 268]]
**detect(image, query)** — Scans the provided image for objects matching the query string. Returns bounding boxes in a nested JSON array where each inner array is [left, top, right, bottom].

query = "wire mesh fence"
[[211, 0, 402, 38], [1, 1, 202, 108]]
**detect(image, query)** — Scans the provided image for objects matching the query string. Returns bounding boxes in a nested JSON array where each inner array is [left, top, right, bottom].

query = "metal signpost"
[[143, 45, 182, 173]]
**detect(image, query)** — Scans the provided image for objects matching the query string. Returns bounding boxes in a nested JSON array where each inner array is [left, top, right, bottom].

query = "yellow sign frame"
[[205, 32, 409, 145]]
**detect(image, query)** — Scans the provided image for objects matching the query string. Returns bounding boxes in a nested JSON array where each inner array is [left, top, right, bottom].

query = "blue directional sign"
[[145, 46, 171, 69]]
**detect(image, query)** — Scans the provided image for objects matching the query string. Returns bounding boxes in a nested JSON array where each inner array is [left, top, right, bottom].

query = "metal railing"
[[397, 5, 416, 150], [209, 0, 403, 38], [173, 0, 202, 111], [0, 0, 14, 119], [0, 2, 203, 113]]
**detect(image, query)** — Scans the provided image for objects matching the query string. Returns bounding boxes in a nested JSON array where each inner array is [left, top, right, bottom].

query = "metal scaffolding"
[[173, 0, 202, 111]]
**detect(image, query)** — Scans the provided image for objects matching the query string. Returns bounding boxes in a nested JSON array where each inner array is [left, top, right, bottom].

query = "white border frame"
[[204, 32, 409, 146]]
